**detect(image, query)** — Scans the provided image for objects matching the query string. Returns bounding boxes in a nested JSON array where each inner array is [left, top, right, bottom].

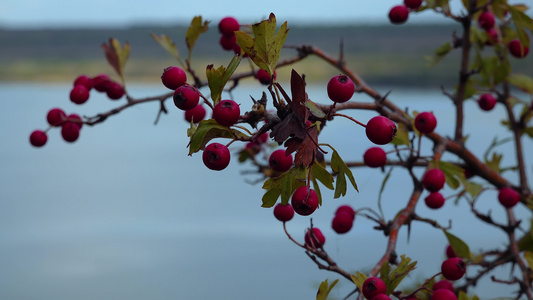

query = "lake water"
[[0, 82, 531, 299]]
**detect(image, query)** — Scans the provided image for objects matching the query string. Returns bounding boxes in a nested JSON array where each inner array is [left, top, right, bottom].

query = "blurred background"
[[1, 1, 533, 299]]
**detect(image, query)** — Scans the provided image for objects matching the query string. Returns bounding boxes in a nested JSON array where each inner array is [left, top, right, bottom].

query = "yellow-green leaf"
[[316, 279, 339, 300], [444, 230, 472, 259], [206, 55, 242, 104], [330, 147, 358, 198], [150, 33, 180, 61], [508, 74, 533, 95], [101, 38, 130, 83], [311, 162, 334, 190], [186, 16, 209, 60], [261, 166, 307, 206], [187, 119, 248, 155]]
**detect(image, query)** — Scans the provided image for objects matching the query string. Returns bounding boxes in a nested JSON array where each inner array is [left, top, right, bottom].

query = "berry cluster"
[[29, 108, 83, 147], [218, 16, 242, 55], [331, 205, 355, 234], [71, 74, 124, 105], [476, 10, 529, 58], [388, 0, 423, 25]]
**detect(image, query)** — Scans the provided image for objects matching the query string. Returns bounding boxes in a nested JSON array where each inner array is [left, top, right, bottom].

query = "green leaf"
[[350, 272, 368, 292], [261, 166, 307, 207], [378, 168, 393, 218], [101, 38, 130, 83], [187, 119, 248, 155], [443, 230, 471, 259], [435, 160, 465, 190], [235, 13, 289, 75], [383, 255, 417, 294], [524, 251, 533, 270], [206, 55, 243, 104], [150, 33, 180, 61], [312, 178, 323, 206], [305, 99, 326, 119], [186, 16, 209, 60], [316, 279, 339, 300], [461, 179, 483, 199], [391, 122, 410, 146], [329, 147, 358, 198], [426, 41, 452, 66], [311, 162, 334, 190], [508, 74, 533, 95]]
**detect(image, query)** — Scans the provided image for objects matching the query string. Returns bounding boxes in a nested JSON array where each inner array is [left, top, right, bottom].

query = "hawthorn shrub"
[[29, 1, 533, 299]]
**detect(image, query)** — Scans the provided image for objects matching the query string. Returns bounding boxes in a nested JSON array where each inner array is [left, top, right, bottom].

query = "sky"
[[2, 0, 527, 28]]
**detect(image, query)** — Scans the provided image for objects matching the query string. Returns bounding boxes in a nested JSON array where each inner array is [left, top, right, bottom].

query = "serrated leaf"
[[206, 55, 242, 104], [312, 178, 323, 206], [330, 148, 358, 198], [261, 166, 307, 207], [150, 33, 180, 61], [101, 38, 130, 82], [187, 119, 248, 155], [524, 251, 533, 270], [461, 179, 483, 198], [444, 230, 471, 259], [436, 160, 465, 190], [508, 74, 533, 95], [186, 16, 209, 60], [305, 99, 326, 118], [519, 231, 533, 252], [426, 41, 452, 66], [316, 279, 339, 300], [486, 152, 503, 173], [384, 255, 417, 294], [391, 122, 410, 146], [311, 162, 334, 190], [351, 272, 368, 292]]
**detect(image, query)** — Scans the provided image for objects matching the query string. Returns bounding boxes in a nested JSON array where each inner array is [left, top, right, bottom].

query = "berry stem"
[[333, 113, 366, 127]]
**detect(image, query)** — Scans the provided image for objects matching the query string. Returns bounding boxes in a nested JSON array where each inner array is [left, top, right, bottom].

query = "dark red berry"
[[433, 279, 454, 292], [404, 0, 423, 9], [508, 39, 529, 58], [441, 257, 466, 281], [485, 28, 499, 45], [218, 17, 240, 36], [331, 212, 354, 234], [256, 69, 276, 85], [366, 116, 397, 145], [477, 93, 497, 111], [69, 85, 90, 104], [291, 186, 319, 216], [422, 169, 446, 192], [273, 203, 295, 222], [389, 5, 409, 24], [105, 82, 125, 100], [432, 289, 457, 300], [269, 149, 293, 173], [425, 192, 445, 209], [29, 130, 47, 147], [327, 74, 355, 103], [174, 85, 200, 111], [61, 122, 80, 143], [498, 187, 520, 208], [161, 66, 187, 90], [219, 34, 237, 51], [73, 75, 93, 90], [477, 11, 495, 30], [184, 104, 206, 124], [213, 100, 240, 127], [335, 205, 355, 220], [304, 227, 325, 248], [67, 114, 83, 130], [202, 143, 231, 171], [362, 277, 387, 299], [92, 74, 111, 92], [371, 295, 391, 300], [46, 108, 66, 127], [446, 245, 456, 258], [363, 147, 387, 168], [414, 111, 437, 134]]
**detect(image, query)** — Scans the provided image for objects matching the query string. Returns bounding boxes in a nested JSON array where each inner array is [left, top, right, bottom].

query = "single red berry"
[[105, 82, 125, 100], [161, 66, 187, 90], [485, 28, 499, 45], [256, 132, 269, 144], [422, 169, 446, 192], [404, 0, 423, 9], [477, 11, 495, 30], [304, 227, 325, 248], [218, 17, 240, 36], [256, 69, 276, 85], [414, 111, 437, 134], [291, 186, 319, 216], [432, 289, 457, 300], [69, 85, 90, 104], [335, 205, 356, 220], [184, 104, 206, 124], [425, 192, 445, 209], [433, 279, 454, 292], [363, 147, 387, 168], [213, 100, 240, 127], [67, 114, 83, 130], [73, 75, 93, 90], [92, 74, 111, 92], [232, 43, 242, 56], [331, 212, 354, 234], [327, 74, 355, 103], [173, 85, 200, 111], [61, 122, 80, 143], [273, 203, 295, 222], [269, 149, 293, 173], [202, 143, 231, 171], [441, 257, 466, 281], [388, 5, 409, 24], [446, 245, 456, 258], [371, 295, 391, 300], [508, 39, 529, 58], [498, 187, 520, 208], [46, 108, 66, 127], [362, 277, 387, 299], [219, 34, 237, 51], [365, 116, 397, 145], [29, 130, 47, 147], [477, 93, 497, 111]]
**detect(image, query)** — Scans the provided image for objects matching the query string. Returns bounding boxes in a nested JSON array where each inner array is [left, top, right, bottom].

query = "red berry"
[[389, 5, 409, 24], [477, 11, 495, 30], [371, 295, 391, 300], [105, 82, 125, 100], [335, 205, 355, 220], [61, 122, 80, 143], [425, 192, 445, 209], [184, 104, 206, 124], [422, 169, 446, 192], [327, 74, 355, 103], [362, 277, 387, 299], [365, 116, 397, 145], [414, 111, 437, 134], [304, 227, 325, 248], [213, 100, 240, 127], [256, 132, 269, 144], [477, 93, 497, 111], [441, 257, 466, 281], [173, 85, 200, 111], [508, 39, 529, 58], [161, 66, 187, 90], [218, 17, 240, 36], [291, 186, 319, 216], [498, 187, 520, 208], [256, 69, 276, 85], [446, 245, 456, 258], [363, 147, 387, 168], [92, 74, 111, 92], [29, 130, 47, 147], [67, 114, 83, 130], [269, 149, 293, 173], [46, 108, 66, 127], [219, 34, 237, 51], [73, 75, 93, 90], [202, 143, 231, 171], [404, 0, 423, 9], [331, 212, 354, 234], [433, 279, 454, 292], [432, 289, 457, 300], [69, 85, 90, 104], [273, 203, 295, 222], [485, 28, 499, 45]]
